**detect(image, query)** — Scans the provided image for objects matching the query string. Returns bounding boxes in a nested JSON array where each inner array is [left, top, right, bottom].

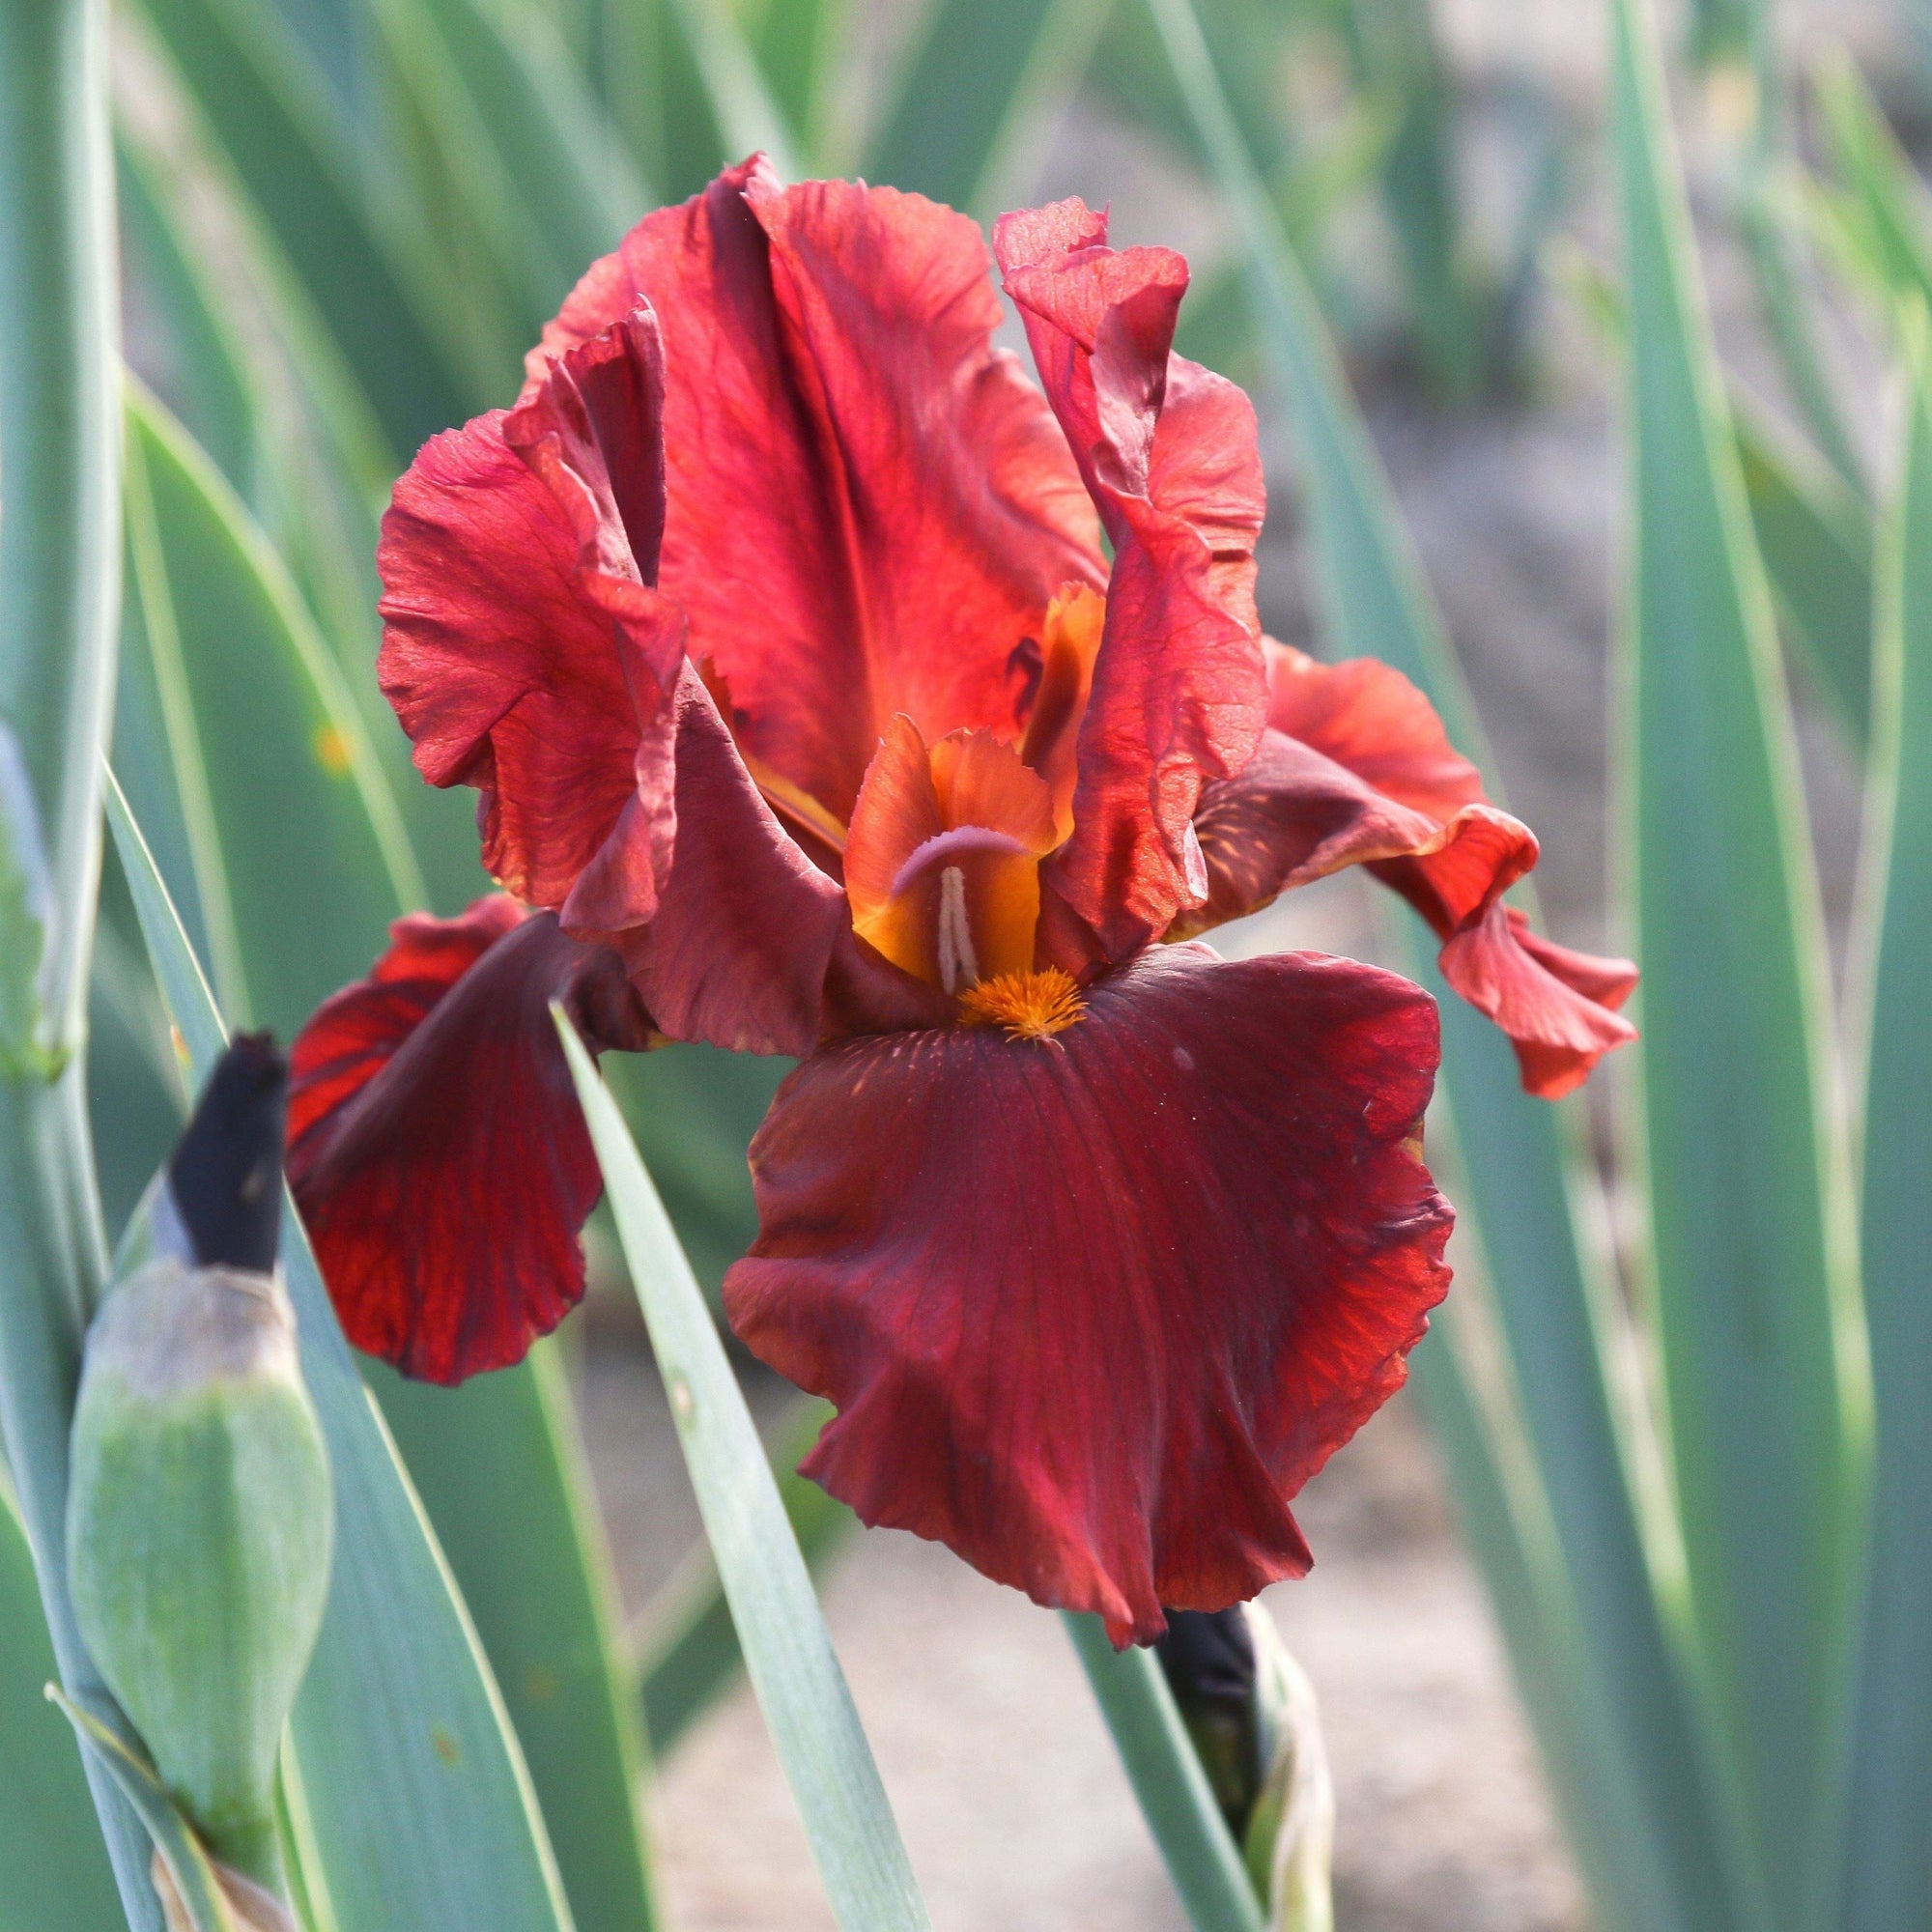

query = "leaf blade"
[[558, 1013, 929, 1932]]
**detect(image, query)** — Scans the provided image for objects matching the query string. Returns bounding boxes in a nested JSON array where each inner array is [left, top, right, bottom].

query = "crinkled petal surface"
[[997, 199, 1266, 954], [536, 158, 1104, 819], [378, 312, 681, 916], [724, 943, 1452, 1644], [287, 897, 654, 1382]]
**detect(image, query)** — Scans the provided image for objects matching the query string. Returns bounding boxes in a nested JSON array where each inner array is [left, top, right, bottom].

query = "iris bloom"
[[287, 162, 1635, 1642]]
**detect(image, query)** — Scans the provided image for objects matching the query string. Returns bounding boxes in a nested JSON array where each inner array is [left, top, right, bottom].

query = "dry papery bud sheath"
[[67, 1037, 332, 1899]]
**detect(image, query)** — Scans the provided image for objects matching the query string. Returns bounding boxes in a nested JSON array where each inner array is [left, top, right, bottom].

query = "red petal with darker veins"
[[378, 313, 681, 918], [533, 159, 1105, 821], [1185, 641, 1639, 1099], [724, 943, 1451, 1645], [286, 897, 655, 1383], [996, 200, 1267, 956]]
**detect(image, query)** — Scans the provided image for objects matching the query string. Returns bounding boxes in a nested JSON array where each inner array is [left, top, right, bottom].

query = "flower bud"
[[67, 1037, 331, 1893], [1158, 1604, 1335, 1931]]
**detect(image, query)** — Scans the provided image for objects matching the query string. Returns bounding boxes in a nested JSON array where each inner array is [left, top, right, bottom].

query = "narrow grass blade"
[[557, 1014, 929, 1931], [865, 0, 1107, 215], [1145, 3, 1752, 1926], [1063, 1615, 1263, 1932], [1839, 302, 1932, 1930], [366, 1345, 663, 1932], [118, 383, 422, 1035], [50, 1689, 242, 1932], [105, 770, 577, 1932], [1735, 403, 1873, 744], [637, 1396, 852, 1756], [1612, 0, 1866, 1917], [0, 1479, 123, 1930]]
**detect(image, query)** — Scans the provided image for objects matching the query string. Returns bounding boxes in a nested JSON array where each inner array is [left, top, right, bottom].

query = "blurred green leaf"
[[117, 382, 421, 1037], [637, 1396, 851, 1756], [866, 0, 1107, 213], [1811, 52, 1932, 324], [0, 1478, 124, 1931], [1145, 1, 1758, 1925], [559, 1015, 929, 1930], [133, 0, 477, 453], [367, 1345, 663, 1932], [1063, 1614, 1264, 1932], [663, 0, 799, 181], [117, 132, 263, 506], [106, 768, 578, 1932], [1839, 300, 1932, 1930], [1735, 404, 1873, 744], [1612, 0, 1864, 1918]]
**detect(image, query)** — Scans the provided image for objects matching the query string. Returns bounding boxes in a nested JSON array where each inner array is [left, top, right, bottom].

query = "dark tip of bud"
[[167, 1034, 288, 1273], [1157, 1606, 1265, 1839], [1156, 1605, 1257, 1716]]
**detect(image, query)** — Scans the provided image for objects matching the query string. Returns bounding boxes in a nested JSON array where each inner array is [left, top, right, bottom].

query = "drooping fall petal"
[[1186, 641, 1638, 1097], [997, 199, 1266, 956], [534, 158, 1105, 821], [724, 943, 1452, 1645], [378, 313, 682, 919], [286, 897, 654, 1382]]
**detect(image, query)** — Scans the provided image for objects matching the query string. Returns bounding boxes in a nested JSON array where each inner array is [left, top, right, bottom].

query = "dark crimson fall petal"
[[534, 158, 1105, 822], [286, 896, 655, 1382], [996, 198, 1266, 957], [724, 943, 1452, 1645]]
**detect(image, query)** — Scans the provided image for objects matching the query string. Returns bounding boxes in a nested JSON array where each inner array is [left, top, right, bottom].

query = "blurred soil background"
[[554, 0, 1905, 1923]]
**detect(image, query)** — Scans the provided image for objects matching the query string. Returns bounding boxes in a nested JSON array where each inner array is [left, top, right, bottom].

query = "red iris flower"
[[286, 161, 1635, 1643]]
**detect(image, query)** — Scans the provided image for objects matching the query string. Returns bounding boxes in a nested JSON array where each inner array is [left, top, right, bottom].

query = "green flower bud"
[[69, 1254, 331, 1889]]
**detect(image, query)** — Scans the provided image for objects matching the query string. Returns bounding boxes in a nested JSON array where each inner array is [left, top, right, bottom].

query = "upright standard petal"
[[1186, 642, 1638, 1098], [286, 898, 655, 1382], [997, 199, 1267, 955], [725, 944, 1452, 1645], [378, 313, 682, 920], [534, 159, 1105, 820]]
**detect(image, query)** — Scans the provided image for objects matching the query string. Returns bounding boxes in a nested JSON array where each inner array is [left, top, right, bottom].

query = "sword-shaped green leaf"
[[1611, 0, 1864, 1917], [1839, 301, 1932, 1931], [559, 1014, 929, 1931]]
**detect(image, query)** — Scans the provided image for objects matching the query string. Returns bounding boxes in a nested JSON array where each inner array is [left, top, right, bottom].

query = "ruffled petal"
[[1439, 905, 1638, 1099], [1190, 641, 1640, 1098], [1175, 727, 1537, 938], [724, 943, 1452, 1644], [378, 314, 681, 917], [996, 199, 1267, 955], [286, 897, 654, 1382], [533, 159, 1105, 820]]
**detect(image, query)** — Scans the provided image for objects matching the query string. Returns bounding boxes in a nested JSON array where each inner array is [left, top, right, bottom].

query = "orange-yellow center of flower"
[[958, 967, 1087, 1039]]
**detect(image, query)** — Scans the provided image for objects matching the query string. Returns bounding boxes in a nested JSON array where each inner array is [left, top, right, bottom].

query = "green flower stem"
[[1064, 1614, 1264, 1932], [0, 0, 153, 1918]]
